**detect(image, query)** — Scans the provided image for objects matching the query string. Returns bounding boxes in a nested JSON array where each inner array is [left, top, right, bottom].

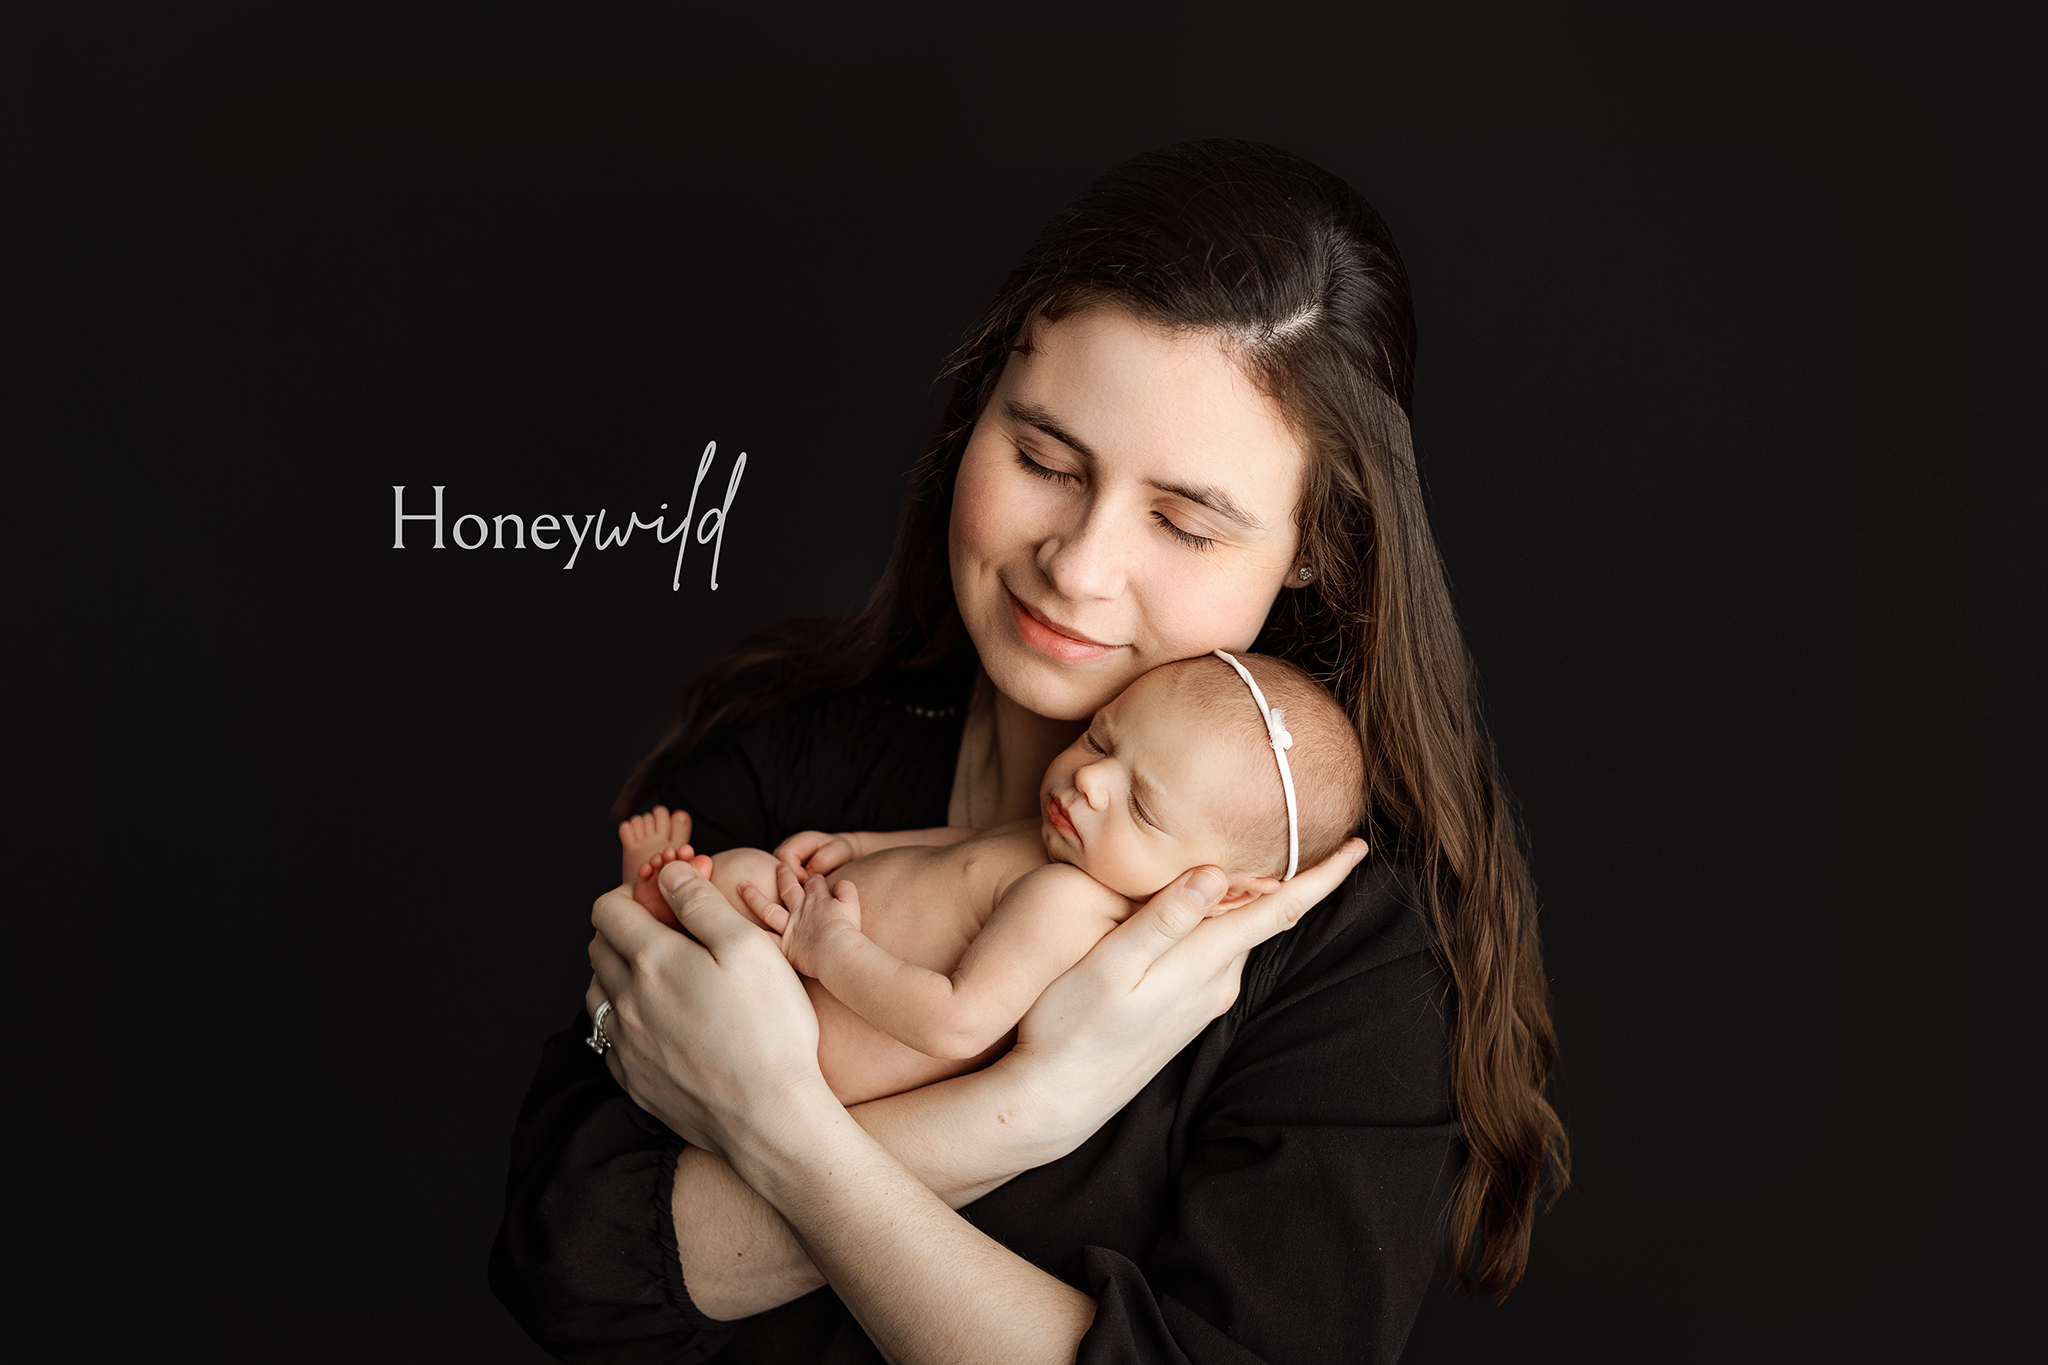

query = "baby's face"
[[1038, 668, 1271, 900]]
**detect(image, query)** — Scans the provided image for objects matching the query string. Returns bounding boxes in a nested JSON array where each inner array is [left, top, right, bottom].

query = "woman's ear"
[[1215, 874, 1285, 910]]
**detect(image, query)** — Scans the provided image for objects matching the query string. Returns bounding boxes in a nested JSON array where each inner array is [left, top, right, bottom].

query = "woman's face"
[[949, 307, 1308, 722]]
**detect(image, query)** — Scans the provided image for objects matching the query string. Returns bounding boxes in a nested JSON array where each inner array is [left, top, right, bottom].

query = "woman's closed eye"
[[1015, 447, 1219, 550], [1151, 510, 1216, 550], [1013, 447, 1077, 486]]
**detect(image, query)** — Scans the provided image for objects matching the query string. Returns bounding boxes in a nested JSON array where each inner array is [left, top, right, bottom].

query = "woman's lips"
[[1046, 793, 1079, 841], [1008, 589, 1122, 664]]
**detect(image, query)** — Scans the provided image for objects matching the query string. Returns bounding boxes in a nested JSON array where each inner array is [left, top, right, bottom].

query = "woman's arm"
[[668, 1027, 1096, 1320], [732, 1088, 1100, 1363], [590, 842, 1369, 1353]]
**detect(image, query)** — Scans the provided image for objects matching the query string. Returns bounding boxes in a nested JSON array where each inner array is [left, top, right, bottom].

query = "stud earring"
[[1296, 565, 1315, 583]]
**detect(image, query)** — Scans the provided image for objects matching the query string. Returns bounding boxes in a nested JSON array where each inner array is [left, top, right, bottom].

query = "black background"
[[17, 3, 2040, 1361]]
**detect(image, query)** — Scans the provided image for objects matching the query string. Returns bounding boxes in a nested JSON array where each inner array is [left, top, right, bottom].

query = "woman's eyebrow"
[[1145, 478, 1265, 532], [1006, 400, 1099, 463], [1008, 399, 1265, 533]]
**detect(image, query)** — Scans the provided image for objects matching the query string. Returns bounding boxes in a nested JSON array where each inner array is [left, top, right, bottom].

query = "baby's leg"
[[705, 846, 788, 931], [627, 843, 789, 930]]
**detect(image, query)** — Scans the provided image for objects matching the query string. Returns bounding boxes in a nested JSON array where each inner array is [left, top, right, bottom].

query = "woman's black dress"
[[490, 664, 1461, 1364]]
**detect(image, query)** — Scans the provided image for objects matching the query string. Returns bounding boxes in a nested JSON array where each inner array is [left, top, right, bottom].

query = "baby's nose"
[[1075, 759, 1114, 808]]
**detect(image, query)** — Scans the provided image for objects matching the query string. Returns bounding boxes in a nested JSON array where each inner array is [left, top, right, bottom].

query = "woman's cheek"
[[951, 446, 1037, 568], [1138, 561, 1277, 657]]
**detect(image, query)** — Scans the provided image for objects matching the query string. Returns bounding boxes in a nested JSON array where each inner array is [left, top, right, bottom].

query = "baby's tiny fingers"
[[736, 880, 792, 933]]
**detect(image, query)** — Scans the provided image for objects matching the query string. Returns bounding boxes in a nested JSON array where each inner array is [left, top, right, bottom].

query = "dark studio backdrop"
[[16, 3, 2040, 1361]]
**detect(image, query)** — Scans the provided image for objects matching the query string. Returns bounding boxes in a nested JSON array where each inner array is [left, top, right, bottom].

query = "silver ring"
[[586, 999, 614, 1056]]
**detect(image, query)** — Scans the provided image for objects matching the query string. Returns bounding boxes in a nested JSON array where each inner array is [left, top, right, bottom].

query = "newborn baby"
[[617, 651, 1365, 1105]]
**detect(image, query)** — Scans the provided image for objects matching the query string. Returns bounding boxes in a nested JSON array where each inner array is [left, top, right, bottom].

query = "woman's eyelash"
[[1013, 449, 1075, 484], [1016, 448, 1214, 550], [1153, 512, 1216, 550]]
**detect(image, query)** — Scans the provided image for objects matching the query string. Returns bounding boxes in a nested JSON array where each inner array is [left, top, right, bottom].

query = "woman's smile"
[[1006, 585, 1124, 664]]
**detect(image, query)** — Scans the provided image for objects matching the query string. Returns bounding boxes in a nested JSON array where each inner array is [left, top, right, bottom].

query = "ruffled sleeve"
[[489, 1011, 737, 1364]]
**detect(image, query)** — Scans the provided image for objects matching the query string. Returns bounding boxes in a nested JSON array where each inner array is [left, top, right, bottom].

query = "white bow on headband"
[[1212, 650, 1299, 879]]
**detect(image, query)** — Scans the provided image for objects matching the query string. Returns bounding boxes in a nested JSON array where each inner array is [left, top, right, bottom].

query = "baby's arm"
[[775, 825, 981, 876], [753, 863, 1125, 1061]]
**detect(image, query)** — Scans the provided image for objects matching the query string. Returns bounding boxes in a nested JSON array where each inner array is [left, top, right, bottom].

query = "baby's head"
[[1038, 652, 1366, 904]]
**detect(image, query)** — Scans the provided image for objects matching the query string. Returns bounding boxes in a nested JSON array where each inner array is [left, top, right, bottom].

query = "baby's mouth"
[[1046, 793, 1079, 841]]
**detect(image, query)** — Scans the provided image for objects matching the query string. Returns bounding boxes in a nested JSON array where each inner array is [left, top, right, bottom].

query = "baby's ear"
[[1215, 875, 1285, 911]]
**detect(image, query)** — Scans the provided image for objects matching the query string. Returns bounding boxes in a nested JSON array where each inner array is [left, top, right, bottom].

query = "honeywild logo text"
[[392, 441, 748, 590]]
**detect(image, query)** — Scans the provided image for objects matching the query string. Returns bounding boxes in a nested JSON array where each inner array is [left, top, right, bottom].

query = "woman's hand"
[[1003, 837, 1370, 1145], [591, 861, 1101, 1355], [585, 860, 837, 1164]]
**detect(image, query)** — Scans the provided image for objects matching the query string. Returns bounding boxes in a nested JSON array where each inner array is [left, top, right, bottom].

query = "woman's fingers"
[[651, 859, 778, 957], [582, 973, 630, 1088], [594, 879, 676, 944], [1093, 838, 1368, 983], [1189, 837, 1369, 963], [1084, 864, 1230, 980], [589, 918, 627, 979], [580, 864, 831, 1159]]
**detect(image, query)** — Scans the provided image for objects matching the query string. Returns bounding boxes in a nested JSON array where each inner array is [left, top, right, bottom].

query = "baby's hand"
[[774, 829, 860, 876], [745, 863, 863, 979]]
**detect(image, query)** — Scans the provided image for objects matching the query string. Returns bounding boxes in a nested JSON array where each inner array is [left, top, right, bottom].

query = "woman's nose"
[[1037, 498, 1128, 603]]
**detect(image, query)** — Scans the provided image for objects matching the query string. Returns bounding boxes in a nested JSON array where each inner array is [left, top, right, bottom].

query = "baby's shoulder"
[[1000, 859, 1135, 925]]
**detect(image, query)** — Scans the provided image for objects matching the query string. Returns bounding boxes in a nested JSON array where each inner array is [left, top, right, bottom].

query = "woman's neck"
[[948, 670, 1086, 829]]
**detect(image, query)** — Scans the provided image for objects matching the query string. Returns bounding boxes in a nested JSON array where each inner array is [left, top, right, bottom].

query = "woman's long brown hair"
[[618, 140, 1568, 1297]]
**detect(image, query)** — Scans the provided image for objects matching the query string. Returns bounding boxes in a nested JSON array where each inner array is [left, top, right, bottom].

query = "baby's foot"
[[631, 845, 716, 926], [619, 805, 694, 881]]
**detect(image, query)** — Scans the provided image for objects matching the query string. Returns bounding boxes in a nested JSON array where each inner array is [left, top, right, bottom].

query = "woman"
[[492, 139, 1567, 1363]]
